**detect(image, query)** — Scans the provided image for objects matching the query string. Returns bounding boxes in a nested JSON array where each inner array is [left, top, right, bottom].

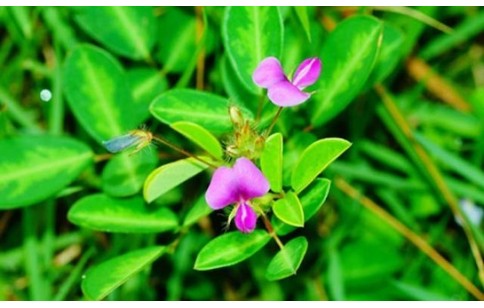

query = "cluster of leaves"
[[1, 6, 483, 300]]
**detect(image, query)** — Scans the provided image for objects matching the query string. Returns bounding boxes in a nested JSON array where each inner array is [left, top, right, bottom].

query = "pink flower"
[[253, 57, 322, 107], [205, 157, 269, 233]]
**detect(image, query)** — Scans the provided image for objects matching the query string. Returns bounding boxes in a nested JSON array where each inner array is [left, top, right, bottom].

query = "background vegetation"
[[0, 6, 483, 300]]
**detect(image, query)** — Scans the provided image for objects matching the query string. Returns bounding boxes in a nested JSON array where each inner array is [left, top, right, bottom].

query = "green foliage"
[[1, 6, 482, 301]]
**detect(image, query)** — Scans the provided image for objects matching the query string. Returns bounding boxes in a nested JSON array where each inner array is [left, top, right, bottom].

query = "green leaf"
[[150, 89, 253, 135], [127, 68, 168, 124], [102, 150, 158, 197], [194, 230, 271, 270], [265, 236, 308, 281], [273, 191, 304, 227], [292, 138, 351, 193], [144, 157, 209, 203], [223, 7, 283, 94], [0, 135, 93, 209], [183, 195, 212, 228], [261, 133, 283, 192], [82, 246, 165, 300], [294, 7, 311, 42], [311, 15, 383, 126], [73, 7, 156, 60], [366, 23, 405, 86], [63, 44, 140, 144], [171, 121, 224, 159], [68, 194, 178, 233], [274, 178, 331, 236]]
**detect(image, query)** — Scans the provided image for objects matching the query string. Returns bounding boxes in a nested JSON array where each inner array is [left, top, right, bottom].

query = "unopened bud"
[[229, 105, 244, 128]]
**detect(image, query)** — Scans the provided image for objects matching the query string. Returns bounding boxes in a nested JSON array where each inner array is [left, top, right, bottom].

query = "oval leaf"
[[171, 121, 224, 159], [150, 89, 253, 135], [311, 16, 383, 126], [73, 7, 156, 60], [144, 157, 209, 203], [273, 191, 304, 227], [68, 194, 178, 233], [194, 230, 271, 270], [274, 178, 331, 236], [366, 23, 405, 87], [292, 138, 351, 193], [82, 246, 165, 300], [223, 7, 283, 94], [102, 150, 158, 197], [63, 44, 140, 143], [0, 135, 93, 209], [261, 133, 283, 192], [265, 236, 308, 281]]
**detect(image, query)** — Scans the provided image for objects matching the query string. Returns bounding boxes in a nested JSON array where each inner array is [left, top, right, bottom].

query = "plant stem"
[[335, 177, 484, 300], [260, 213, 284, 250], [152, 135, 218, 169], [23, 206, 48, 300], [264, 107, 284, 138]]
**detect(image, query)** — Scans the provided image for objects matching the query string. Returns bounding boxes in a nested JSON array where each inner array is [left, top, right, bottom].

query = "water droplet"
[[40, 89, 52, 102]]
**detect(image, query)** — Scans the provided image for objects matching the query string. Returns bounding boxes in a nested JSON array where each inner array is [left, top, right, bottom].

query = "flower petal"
[[205, 166, 239, 210], [235, 202, 257, 233], [252, 57, 286, 88], [267, 80, 310, 107], [233, 157, 270, 200], [292, 57, 322, 89]]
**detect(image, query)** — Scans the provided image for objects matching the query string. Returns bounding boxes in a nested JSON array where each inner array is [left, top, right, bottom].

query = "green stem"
[[48, 40, 64, 135], [260, 213, 284, 250], [23, 206, 48, 300], [264, 107, 283, 138], [152, 135, 219, 169]]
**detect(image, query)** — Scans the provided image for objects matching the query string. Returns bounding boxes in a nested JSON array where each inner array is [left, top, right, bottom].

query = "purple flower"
[[252, 57, 322, 107], [205, 157, 270, 233]]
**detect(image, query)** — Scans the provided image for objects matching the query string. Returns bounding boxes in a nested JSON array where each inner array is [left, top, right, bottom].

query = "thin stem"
[[152, 135, 218, 169], [375, 84, 484, 286], [23, 206, 48, 300], [264, 107, 284, 138], [48, 39, 64, 135], [335, 177, 484, 300], [195, 6, 205, 90], [255, 95, 265, 123], [260, 213, 284, 250]]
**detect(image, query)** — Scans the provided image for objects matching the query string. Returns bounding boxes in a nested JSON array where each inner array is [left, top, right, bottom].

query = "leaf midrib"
[[112, 7, 149, 59]]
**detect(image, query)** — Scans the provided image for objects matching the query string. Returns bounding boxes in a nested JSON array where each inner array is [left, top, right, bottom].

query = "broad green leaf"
[[68, 194, 178, 233], [265, 236, 308, 281], [415, 133, 484, 190], [223, 7, 283, 94], [144, 157, 208, 203], [291, 138, 351, 193], [294, 7, 311, 42], [311, 16, 383, 126], [0, 135, 92, 209], [171, 121, 224, 159], [194, 230, 271, 270], [366, 23, 404, 86], [183, 195, 212, 228], [63, 44, 140, 143], [261, 133, 283, 192], [221, 55, 259, 112], [274, 178, 331, 236], [127, 68, 168, 124], [272, 191, 304, 227], [150, 89, 253, 135], [102, 150, 158, 197], [73, 7, 156, 60], [82, 246, 165, 300]]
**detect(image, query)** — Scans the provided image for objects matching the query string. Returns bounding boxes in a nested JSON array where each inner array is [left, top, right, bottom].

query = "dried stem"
[[335, 177, 484, 300], [195, 6, 205, 90], [375, 83, 484, 286]]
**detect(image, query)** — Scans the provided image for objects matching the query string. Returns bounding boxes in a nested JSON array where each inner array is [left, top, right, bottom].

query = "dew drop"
[[40, 89, 52, 102]]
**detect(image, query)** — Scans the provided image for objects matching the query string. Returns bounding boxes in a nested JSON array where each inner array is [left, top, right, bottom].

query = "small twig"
[[264, 107, 284, 138], [260, 213, 284, 250]]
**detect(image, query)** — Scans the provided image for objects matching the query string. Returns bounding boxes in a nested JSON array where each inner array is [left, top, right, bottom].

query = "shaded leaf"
[[183, 195, 212, 228], [273, 191, 304, 227], [82, 246, 165, 300]]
